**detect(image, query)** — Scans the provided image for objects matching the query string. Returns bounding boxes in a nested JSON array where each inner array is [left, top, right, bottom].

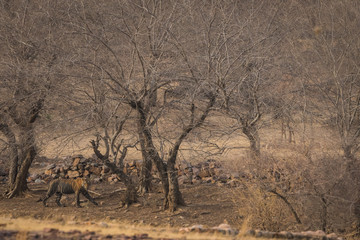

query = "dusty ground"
[[0, 180, 241, 239]]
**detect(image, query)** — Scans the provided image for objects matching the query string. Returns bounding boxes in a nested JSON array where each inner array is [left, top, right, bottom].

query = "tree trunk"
[[134, 101, 169, 208], [167, 159, 185, 212], [144, 137, 169, 209], [139, 155, 153, 194], [3, 98, 43, 198], [243, 126, 260, 159], [0, 123, 18, 192], [165, 97, 215, 211], [7, 123, 38, 198], [343, 144, 354, 160], [138, 128, 153, 195], [7, 146, 36, 198]]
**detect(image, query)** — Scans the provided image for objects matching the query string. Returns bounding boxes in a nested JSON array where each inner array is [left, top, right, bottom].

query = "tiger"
[[40, 178, 98, 208]]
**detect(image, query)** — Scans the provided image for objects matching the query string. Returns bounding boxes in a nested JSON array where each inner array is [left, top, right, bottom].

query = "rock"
[[83, 170, 90, 177], [44, 169, 54, 175], [211, 223, 238, 235], [92, 177, 102, 183], [69, 165, 78, 171], [67, 170, 80, 178], [192, 178, 201, 185], [99, 222, 108, 228], [230, 172, 240, 179], [89, 166, 102, 176], [46, 163, 56, 170], [179, 224, 204, 233], [34, 179, 42, 184], [192, 167, 200, 176], [212, 167, 223, 176], [29, 173, 39, 179], [227, 179, 241, 187], [313, 230, 326, 236], [101, 166, 110, 174], [277, 231, 293, 239], [78, 164, 85, 171], [43, 228, 58, 233], [217, 174, 229, 183], [178, 175, 188, 185], [198, 169, 211, 178], [327, 233, 338, 239]]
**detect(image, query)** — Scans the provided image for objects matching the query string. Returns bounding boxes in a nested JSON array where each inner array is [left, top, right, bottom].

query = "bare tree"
[[290, 0, 360, 160], [177, 1, 288, 158], [62, 0, 217, 211], [288, 0, 360, 232], [0, 0, 63, 197]]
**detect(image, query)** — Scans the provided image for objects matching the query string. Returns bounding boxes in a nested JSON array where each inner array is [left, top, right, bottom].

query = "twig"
[[88, 190, 101, 196]]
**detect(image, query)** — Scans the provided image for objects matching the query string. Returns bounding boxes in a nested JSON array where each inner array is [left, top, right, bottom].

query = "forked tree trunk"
[[7, 125, 37, 198], [165, 97, 215, 211], [134, 100, 169, 207], [7, 146, 36, 198], [2, 96, 44, 198]]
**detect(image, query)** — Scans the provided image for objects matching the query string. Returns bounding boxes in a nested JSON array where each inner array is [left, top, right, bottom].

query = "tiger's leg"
[[55, 192, 63, 207], [42, 194, 52, 207], [43, 189, 55, 207], [75, 191, 82, 208], [81, 190, 98, 206]]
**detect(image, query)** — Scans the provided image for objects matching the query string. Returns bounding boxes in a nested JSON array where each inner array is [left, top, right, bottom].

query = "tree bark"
[[242, 125, 260, 159], [167, 156, 185, 212], [133, 100, 169, 207], [7, 123, 37, 198], [7, 146, 36, 198], [0, 123, 18, 192], [165, 96, 215, 211], [138, 126, 153, 195]]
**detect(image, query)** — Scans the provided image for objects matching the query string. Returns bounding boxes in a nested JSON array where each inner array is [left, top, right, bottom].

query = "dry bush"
[[235, 182, 298, 232], [233, 146, 359, 236]]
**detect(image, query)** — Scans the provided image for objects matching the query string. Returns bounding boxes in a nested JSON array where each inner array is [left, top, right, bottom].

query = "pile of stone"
[[177, 159, 242, 186], [27, 156, 139, 184], [28, 156, 242, 187]]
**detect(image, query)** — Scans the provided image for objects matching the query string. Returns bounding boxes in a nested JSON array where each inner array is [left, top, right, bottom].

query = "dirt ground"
[[0, 180, 241, 239]]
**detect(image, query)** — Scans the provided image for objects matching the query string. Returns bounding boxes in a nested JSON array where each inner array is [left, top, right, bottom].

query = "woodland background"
[[0, 0, 359, 237]]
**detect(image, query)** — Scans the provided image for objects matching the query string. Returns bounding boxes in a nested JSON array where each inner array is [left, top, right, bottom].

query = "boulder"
[[67, 170, 80, 178], [72, 157, 81, 167], [46, 163, 56, 170], [89, 166, 102, 176]]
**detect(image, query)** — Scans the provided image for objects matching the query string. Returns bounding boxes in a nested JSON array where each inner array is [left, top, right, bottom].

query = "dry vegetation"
[[0, 0, 360, 239]]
